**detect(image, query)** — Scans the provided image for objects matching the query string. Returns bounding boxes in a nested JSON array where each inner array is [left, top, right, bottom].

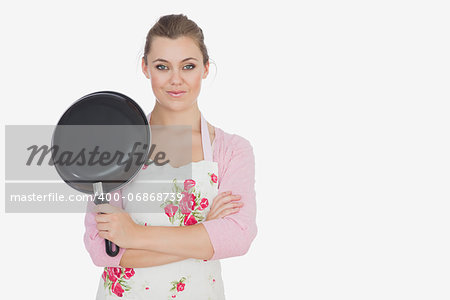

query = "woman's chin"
[[157, 94, 197, 105], [157, 97, 197, 110]]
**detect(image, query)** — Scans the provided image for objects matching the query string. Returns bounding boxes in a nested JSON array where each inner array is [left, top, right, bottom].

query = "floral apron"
[[95, 113, 225, 300]]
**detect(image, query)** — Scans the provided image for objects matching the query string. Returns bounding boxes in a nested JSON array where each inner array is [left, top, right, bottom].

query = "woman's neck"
[[150, 103, 202, 132]]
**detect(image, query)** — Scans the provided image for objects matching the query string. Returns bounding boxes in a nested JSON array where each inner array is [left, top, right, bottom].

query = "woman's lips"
[[167, 91, 186, 98]]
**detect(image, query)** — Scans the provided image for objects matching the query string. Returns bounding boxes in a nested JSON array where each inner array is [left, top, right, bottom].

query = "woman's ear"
[[142, 58, 150, 79], [202, 61, 210, 79]]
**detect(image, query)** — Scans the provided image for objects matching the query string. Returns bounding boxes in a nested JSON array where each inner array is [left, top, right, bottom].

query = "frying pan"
[[52, 91, 151, 256]]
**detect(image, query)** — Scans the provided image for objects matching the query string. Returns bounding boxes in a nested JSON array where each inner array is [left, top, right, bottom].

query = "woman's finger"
[[213, 201, 243, 218], [206, 199, 243, 220], [95, 203, 123, 214], [95, 213, 109, 223], [96, 222, 110, 231], [209, 191, 231, 208], [212, 194, 241, 209], [98, 231, 111, 240], [210, 195, 241, 214], [205, 191, 244, 221], [216, 207, 241, 219]]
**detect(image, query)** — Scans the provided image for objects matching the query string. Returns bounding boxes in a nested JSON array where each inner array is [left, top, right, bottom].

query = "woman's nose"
[[170, 70, 183, 85]]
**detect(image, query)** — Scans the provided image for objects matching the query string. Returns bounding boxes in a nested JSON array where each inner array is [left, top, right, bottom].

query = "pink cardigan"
[[83, 126, 257, 266]]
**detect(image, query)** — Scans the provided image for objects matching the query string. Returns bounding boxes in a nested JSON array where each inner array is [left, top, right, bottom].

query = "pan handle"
[[105, 239, 120, 257], [94, 186, 121, 257], [96, 209, 121, 257]]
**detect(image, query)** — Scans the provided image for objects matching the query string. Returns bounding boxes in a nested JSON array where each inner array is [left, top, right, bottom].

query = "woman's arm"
[[119, 249, 189, 268], [117, 192, 244, 266], [131, 223, 214, 260], [90, 192, 244, 267]]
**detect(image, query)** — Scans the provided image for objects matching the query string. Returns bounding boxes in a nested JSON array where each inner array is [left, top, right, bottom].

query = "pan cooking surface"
[[52, 91, 150, 194]]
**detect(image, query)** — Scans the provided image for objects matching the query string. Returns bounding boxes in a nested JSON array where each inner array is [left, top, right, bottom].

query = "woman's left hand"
[[94, 203, 140, 249]]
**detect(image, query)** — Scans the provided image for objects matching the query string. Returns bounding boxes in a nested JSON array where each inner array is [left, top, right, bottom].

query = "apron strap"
[[200, 112, 213, 162], [147, 111, 213, 162]]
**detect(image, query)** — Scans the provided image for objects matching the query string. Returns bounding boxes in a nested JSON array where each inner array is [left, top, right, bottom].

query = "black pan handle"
[[105, 239, 120, 257], [94, 195, 120, 257]]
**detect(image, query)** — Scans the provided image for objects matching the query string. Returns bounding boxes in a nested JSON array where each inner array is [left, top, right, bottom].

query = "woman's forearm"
[[132, 223, 214, 260], [119, 248, 188, 268]]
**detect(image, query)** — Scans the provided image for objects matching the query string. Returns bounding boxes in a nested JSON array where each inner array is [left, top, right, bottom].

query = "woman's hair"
[[143, 14, 209, 66]]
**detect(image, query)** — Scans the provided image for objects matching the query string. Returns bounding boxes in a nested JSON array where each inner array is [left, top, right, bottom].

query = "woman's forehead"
[[148, 36, 202, 62]]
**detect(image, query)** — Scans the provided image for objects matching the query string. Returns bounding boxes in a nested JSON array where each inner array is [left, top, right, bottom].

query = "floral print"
[[169, 276, 187, 298], [208, 172, 218, 185], [208, 274, 216, 285], [198, 198, 209, 210], [179, 192, 196, 215], [160, 178, 210, 226], [102, 267, 135, 297], [184, 179, 196, 191], [164, 204, 178, 218]]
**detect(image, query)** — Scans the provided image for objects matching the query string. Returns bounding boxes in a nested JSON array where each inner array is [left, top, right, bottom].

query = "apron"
[[95, 112, 225, 300]]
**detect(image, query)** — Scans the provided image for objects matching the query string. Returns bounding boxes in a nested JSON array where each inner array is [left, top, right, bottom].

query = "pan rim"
[[51, 90, 151, 194]]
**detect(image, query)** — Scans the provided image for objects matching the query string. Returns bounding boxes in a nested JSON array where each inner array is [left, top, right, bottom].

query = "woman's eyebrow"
[[152, 57, 198, 63]]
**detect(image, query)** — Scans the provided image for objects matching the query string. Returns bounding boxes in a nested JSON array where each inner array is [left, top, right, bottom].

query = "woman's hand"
[[206, 191, 244, 221], [94, 204, 139, 249]]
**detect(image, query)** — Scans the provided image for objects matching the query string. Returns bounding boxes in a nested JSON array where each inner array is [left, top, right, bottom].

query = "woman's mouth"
[[167, 90, 186, 98]]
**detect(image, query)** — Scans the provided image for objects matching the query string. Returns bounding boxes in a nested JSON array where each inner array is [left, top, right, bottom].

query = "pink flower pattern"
[[208, 172, 218, 185], [122, 268, 135, 280], [179, 192, 196, 215], [184, 179, 196, 191], [164, 204, 178, 218], [111, 280, 124, 297], [102, 267, 135, 297], [198, 198, 209, 211], [170, 276, 187, 296], [177, 282, 185, 292], [160, 178, 211, 226], [183, 213, 198, 226]]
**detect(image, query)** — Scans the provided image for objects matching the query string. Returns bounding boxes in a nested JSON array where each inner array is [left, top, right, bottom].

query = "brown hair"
[[142, 14, 209, 66]]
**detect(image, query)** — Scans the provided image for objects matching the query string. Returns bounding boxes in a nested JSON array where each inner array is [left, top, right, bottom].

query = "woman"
[[84, 14, 257, 299]]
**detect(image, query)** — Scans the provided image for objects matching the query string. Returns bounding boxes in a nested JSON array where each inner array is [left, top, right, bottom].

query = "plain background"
[[1, 0, 449, 299]]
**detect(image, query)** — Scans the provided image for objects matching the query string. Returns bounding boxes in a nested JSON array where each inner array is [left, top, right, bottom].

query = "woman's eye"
[[156, 65, 168, 70], [183, 64, 195, 70]]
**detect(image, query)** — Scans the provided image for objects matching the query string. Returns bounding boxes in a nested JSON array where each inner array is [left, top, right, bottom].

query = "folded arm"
[[84, 134, 257, 265], [130, 223, 214, 260], [119, 248, 189, 268]]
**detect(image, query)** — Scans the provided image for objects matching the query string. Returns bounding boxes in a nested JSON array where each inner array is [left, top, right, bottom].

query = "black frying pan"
[[51, 91, 151, 256]]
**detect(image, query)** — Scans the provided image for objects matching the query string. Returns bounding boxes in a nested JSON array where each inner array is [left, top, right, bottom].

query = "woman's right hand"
[[205, 191, 244, 221]]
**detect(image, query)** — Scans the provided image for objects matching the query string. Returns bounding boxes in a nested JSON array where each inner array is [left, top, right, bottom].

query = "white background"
[[1, 0, 449, 299]]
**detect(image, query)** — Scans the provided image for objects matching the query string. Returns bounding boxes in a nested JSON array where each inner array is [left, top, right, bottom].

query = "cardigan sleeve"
[[83, 189, 126, 267], [202, 134, 258, 260]]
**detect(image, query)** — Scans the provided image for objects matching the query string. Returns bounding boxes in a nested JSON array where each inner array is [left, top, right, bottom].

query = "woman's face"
[[142, 36, 209, 111]]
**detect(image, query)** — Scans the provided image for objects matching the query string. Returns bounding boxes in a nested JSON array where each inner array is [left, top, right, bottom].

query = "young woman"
[[84, 14, 257, 299]]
